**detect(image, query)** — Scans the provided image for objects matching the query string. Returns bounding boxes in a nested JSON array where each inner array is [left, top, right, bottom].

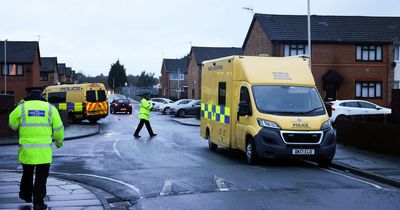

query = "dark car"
[[110, 99, 132, 114]]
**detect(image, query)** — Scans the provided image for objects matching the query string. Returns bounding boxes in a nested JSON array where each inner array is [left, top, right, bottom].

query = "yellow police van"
[[42, 83, 108, 124], [200, 56, 336, 166]]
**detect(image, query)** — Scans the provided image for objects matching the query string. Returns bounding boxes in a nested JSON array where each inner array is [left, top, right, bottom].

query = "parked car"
[[170, 100, 201, 117], [110, 98, 132, 114], [330, 100, 391, 124], [159, 99, 193, 115], [149, 98, 173, 111]]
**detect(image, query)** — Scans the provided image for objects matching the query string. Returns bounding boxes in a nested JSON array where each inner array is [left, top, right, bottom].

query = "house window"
[[355, 81, 382, 98], [395, 44, 400, 62], [356, 45, 382, 61], [40, 72, 48, 81], [169, 72, 184, 80], [1, 64, 24, 76], [284, 44, 308, 56]]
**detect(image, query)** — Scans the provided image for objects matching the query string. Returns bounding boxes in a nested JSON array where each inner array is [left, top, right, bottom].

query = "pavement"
[[0, 123, 106, 209], [0, 123, 100, 146], [0, 171, 106, 209], [172, 116, 400, 188]]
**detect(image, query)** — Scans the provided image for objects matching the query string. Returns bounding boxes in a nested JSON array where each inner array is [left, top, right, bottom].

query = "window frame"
[[1, 64, 24, 76], [218, 82, 226, 106], [284, 44, 308, 56], [355, 45, 383, 61], [395, 44, 400, 62], [355, 81, 383, 99], [40, 72, 49, 81]]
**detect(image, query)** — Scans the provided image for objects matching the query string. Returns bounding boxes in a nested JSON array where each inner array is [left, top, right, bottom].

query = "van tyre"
[[208, 140, 218, 151], [317, 158, 332, 168], [89, 119, 98, 124], [246, 138, 258, 164]]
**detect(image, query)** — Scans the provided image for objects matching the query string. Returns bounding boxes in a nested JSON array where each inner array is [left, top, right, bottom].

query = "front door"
[[235, 85, 252, 150], [325, 83, 337, 101]]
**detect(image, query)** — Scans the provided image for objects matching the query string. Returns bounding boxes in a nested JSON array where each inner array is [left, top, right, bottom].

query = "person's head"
[[25, 87, 43, 97]]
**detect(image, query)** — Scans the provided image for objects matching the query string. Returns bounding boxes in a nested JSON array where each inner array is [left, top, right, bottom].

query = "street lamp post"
[[307, 0, 312, 67], [177, 68, 180, 99], [3, 39, 7, 95]]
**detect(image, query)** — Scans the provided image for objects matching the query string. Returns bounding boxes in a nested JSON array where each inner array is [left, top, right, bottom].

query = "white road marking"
[[321, 168, 384, 189], [160, 179, 173, 196], [214, 175, 229, 192], [0, 169, 144, 199], [113, 139, 123, 159]]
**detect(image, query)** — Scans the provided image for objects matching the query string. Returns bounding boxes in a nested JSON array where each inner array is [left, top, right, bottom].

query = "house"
[[0, 41, 41, 104], [187, 46, 243, 99], [57, 63, 66, 83], [160, 56, 189, 100], [65, 67, 72, 83], [39, 57, 59, 87], [242, 14, 400, 106]]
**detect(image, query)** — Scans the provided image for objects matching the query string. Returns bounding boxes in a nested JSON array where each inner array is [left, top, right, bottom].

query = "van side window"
[[48, 92, 66, 103], [86, 90, 97, 102], [240, 86, 252, 114], [218, 82, 226, 106], [97, 90, 106, 102]]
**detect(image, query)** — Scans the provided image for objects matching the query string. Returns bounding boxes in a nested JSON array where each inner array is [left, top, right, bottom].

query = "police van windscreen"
[[48, 92, 66, 103], [86, 90, 107, 102], [252, 85, 326, 116]]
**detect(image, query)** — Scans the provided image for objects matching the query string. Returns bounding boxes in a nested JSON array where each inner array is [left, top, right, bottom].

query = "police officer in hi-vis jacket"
[[9, 87, 64, 209], [133, 95, 157, 138]]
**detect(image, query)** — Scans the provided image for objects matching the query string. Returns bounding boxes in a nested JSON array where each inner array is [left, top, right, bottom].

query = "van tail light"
[[129, 104, 132, 107]]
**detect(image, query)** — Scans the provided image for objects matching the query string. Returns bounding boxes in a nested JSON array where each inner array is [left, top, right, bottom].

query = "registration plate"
[[121, 108, 126, 111], [292, 149, 315, 155]]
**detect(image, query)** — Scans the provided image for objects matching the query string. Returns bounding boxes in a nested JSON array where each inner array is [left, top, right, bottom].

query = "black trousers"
[[20, 164, 50, 204], [134, 119, 155, 136]]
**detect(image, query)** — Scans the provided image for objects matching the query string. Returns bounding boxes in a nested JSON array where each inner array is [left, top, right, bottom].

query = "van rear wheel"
[[89, 119, 98, 124], [246, 138, 258, 164], [208, 140, 218, 151]]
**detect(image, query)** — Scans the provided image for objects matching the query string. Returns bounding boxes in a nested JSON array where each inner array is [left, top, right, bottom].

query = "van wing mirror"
[[238, 102, 250, 116]]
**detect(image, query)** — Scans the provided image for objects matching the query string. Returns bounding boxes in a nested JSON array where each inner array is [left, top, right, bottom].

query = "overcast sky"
[[1, 0, 399, 77]]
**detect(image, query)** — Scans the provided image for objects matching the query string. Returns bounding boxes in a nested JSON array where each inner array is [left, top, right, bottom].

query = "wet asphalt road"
[[1, 105, 400, 209]]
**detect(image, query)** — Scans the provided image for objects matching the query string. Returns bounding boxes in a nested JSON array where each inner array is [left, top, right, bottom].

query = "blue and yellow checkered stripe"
[[201, 103, 230, 124], [52, 102, 83, 112]]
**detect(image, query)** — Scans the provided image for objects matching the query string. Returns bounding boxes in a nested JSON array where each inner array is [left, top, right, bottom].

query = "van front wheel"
[[246, 138, 258, 164]]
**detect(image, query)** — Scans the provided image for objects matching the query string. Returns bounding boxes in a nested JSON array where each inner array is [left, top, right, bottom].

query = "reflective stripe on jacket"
[[138, 98, 153, 120], [8, 100, 64, 164]]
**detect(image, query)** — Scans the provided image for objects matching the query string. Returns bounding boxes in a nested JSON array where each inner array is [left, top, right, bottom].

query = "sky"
[[1, 0, 399, 77]]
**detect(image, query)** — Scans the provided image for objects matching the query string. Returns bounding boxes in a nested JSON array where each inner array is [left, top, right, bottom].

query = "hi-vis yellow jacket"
[[9, 100, 64, 164], [138, 98, 153, 121]]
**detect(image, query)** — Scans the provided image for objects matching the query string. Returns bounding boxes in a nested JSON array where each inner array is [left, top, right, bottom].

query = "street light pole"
[[3, 39, 7, 95], [307, 0, 312, 67], [177, 68, 180, 99]]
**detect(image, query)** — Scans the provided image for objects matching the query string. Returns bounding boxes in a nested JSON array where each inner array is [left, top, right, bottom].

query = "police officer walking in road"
[[133, 95, 157, 138], [8, 87, 64, 209]]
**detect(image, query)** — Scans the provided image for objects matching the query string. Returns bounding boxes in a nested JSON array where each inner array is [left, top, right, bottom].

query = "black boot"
[[19, 192, 32, 203], [33, 202, 48, 210]]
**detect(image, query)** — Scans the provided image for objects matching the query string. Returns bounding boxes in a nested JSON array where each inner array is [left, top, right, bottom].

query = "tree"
[[127, 71, 158, 88], [108, 60, 127, 91]]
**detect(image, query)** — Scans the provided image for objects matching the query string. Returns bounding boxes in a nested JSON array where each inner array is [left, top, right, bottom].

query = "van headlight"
[[321, 120, 332, 130], [257, 119, 281, 129]]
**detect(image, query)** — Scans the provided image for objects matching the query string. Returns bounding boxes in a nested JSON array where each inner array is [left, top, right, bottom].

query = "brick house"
[[187, 46, 242, 99], [57, 63, 66, 83], [65, 67, 72, 83], [243, 14, 400, 107], [39, 57, 59, 87], [160, 56, 189, 100], [0, 41, 41, 104]]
